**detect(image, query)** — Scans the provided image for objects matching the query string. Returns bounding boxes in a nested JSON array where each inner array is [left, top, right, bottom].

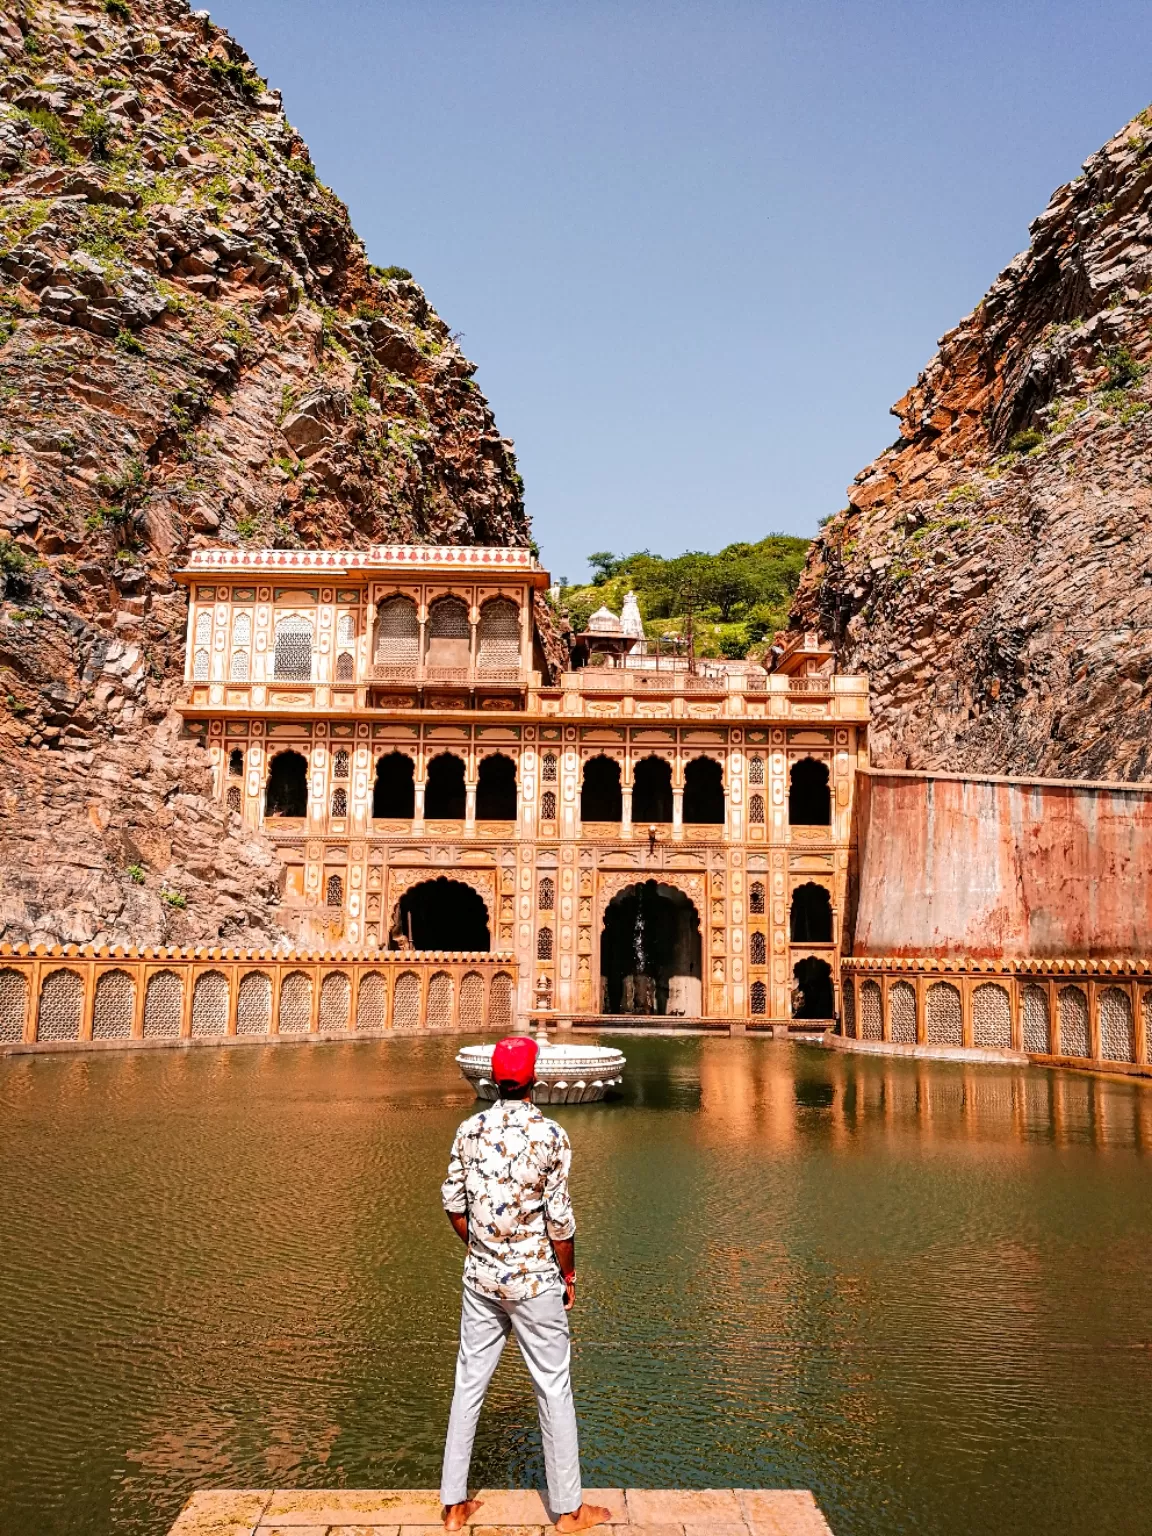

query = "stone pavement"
[[168, 1488, 835, 1536]]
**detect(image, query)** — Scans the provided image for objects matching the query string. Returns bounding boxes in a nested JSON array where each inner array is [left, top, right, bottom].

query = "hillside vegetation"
[[561, 535, 811, 658]]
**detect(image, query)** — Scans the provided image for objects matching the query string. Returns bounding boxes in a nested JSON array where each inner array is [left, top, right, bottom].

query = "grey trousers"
[[440, 1283, 583, 1515]]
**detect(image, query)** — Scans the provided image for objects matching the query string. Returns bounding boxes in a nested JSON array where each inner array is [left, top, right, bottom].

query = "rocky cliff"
[[792, 109, 1152, 782], [0, 0, 530, 946]]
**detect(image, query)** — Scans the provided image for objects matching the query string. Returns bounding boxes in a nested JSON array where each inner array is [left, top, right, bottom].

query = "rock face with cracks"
[[792, 109, 1152, 783], [0, 0, 532, 947]]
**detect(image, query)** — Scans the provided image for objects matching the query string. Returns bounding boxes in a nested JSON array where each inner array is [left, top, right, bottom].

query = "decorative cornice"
[[842, 955, 1152, 977], [176, 545, 538, 575], [0, 944, 513, 963]]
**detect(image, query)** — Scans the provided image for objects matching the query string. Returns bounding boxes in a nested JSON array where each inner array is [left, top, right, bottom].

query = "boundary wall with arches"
[[0, 945, 517, 1053], [841, 956, 1152, 1077]]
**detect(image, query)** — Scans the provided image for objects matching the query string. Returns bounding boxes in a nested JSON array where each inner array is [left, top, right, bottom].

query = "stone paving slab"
[[169, 1490, 834, 1536]]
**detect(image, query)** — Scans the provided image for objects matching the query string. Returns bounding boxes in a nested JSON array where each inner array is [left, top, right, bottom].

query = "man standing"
[[439, 1035, 610, 1534]]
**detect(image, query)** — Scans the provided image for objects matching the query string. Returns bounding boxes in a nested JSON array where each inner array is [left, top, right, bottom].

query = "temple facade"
[[174, 543, 869, 1024]]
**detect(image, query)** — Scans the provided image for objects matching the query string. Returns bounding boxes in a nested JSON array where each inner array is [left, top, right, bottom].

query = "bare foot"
[[442, 1498, 483, 1530], [555, 1504, 612, 1533]]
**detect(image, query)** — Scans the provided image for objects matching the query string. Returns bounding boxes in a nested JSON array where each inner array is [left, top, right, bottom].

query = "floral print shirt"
[[441, 1097, 576, 1301]]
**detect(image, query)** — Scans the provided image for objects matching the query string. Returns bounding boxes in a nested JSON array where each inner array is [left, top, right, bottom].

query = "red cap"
[[491, 1035, 538, 1089]]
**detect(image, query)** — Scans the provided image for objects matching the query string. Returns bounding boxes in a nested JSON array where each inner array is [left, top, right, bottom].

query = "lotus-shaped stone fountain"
[[456, 1029, 626, 1105]]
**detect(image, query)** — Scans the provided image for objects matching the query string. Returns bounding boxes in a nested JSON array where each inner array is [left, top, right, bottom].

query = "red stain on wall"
[[850, 769, 1152, 959]]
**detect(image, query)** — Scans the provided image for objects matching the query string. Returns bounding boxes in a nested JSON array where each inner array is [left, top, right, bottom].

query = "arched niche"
[[476, 753, 517, 821], [632, 755, 672, 823], [373, 751, 415, 818], [425, 753, 466, 819], [581, 755, 621, 822], [683, 757, 724, 824], [789, 757, 831, 825], [600, 880, 702, 1017], [265, 750, 308, 818], [393, 877, 491, 951]]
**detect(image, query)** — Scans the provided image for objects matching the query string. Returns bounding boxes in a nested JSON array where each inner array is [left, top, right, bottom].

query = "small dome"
[[587, 605, 622, 635]]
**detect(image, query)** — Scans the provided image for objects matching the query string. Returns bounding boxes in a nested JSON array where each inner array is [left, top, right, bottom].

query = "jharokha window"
[[273, 616, 313, 681], [326, 874, 344, 907], [538, 876, 555, 910], [193, 610, 211, 680], [536, 926, 554, 960], [542, 752, 557, 782], [331, 787, 348, 818], [332, 748, 350, 779], [541, 790, 557, 820], [375, 596, 419, 667], [749, 881, 766, 915], [230, 611, 251, 680]]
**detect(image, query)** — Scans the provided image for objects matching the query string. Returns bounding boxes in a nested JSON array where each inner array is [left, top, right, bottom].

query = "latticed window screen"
[[319, 972, 350, 1031], [861, 980, 883, 1040], [749, 756, 765, 786], [279, 971, 312, 1033], [375, 597, 419, 664], [356, 971, 387, 1031], [326, 873, 344, 906], [430, 596, 470, 638], [236, 971, 272, 1035], [749, 881, 766, 915], [541, 791, 557, 820], [93, 970, 135, 1040], [337, 613, 356, 646], [230, 612, 251, 680], [144, 970, 184, 1037], [538, 876, 555, 911], [890, 980, 917, 1043], [1099, 986, 1135, 1062], [749, 794, 765, 825], [1143, 989, 1152, 1053], [489, 972, 513, 1030], [333, 749, 349, 778], [750, 981, 767, 1015], [925, 982, 962, 1045], [394, 970, 421, 1029], [972, 982, 1012, 1047], [542, 752, 557, 782], [478, 599, 519, 668], [331, 788, 348, 818], [428, 971, 453, 1029], [273, 618, 313, 680], [1022, 984, 1050, 1053], [227, 785, 242, 814], [1058, 986, 1090, 1057], [37, 969, 83, 1042], [335, 652, 354, 681], [842, 980, 856, 1037], [192, 971, 229, 1035], [537, 926, 554, 960], [193, 610, 211, 678], [0, 968, 28, 1042], [749, 931, 767, 965], [460, 971, 485, 1029]]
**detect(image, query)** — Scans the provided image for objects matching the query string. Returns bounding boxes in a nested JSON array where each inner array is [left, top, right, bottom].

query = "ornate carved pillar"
[[465, 781, 477, 831], [621, 784, 633, 833]]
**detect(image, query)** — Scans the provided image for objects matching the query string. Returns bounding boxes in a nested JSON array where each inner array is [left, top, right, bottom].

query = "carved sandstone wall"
[[793, 109, 1152, 782], [0, 0, 531, 946]]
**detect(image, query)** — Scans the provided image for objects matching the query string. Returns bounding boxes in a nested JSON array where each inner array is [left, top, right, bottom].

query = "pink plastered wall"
[[850, 769, 1152, 959]]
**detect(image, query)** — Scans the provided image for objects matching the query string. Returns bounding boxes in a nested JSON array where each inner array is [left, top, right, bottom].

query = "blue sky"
[[209, 0, 1152, 582]]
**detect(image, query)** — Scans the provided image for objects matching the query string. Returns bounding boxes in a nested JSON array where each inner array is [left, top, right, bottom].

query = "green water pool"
[[1, 1034, 1150, 1536]]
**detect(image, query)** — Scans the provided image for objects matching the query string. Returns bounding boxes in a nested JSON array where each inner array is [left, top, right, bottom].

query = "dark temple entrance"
[[392, 877, 490, 951], [792, 956, 835, 1020], [600, 881, 702, 1016]]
